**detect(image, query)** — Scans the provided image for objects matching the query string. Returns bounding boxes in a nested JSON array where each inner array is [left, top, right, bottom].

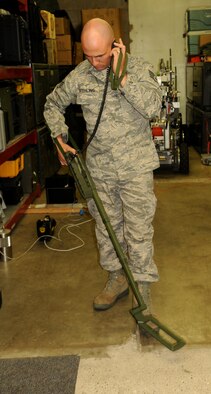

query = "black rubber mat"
[[0, 355, 80, 393]]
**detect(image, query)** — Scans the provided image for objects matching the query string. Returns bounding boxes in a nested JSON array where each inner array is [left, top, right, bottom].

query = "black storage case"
[[0, 14, 30, 65], [32, 64, 60, 125], [0, 84, 20, 141], [45, 174, 76, 204], [0, 174, 23, 205], [27, 0, 45, 63], [186, 62, 211, 111], [32, 64, 49, 125], [22, 147, 39, 194], [186, 103, 211, 153], [17, 93, 36, 134], [36, 125, 60, 188]]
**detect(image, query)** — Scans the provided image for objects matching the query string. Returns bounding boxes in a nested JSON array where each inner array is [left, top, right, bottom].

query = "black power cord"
[[81, 65, 111, 153]]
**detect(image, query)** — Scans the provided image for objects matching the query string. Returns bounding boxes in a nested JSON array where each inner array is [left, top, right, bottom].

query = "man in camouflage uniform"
[[44, 18, 162, 312]]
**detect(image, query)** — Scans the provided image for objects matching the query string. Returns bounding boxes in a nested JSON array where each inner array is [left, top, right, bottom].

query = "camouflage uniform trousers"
[[87, 171, 159, 283]]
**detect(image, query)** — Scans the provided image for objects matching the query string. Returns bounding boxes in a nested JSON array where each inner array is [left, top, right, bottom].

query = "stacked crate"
[[81, 8, 122, 41], [73, 42, 84, 65], [41, 10, 57, 64], [55, 17, 72, 65], [185, 7, 211, 58]]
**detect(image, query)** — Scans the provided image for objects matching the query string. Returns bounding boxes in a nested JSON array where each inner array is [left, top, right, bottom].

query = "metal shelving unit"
[[0, 67, 41, 230], [0, 130, 37, 165]]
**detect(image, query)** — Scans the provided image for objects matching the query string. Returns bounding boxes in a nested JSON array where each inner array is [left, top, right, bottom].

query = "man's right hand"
[[56, 135, 77, 165]]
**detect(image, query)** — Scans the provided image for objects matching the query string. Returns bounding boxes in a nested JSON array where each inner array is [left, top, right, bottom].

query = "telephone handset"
[[111, 40, 117, 49], [110, 40, 128, 90]]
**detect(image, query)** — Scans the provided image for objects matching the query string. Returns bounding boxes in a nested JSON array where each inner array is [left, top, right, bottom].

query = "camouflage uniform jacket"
[[44, 55, 162, 181]]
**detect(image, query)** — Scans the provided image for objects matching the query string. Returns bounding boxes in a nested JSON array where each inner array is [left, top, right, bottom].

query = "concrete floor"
[[0, 147, 211, 393]]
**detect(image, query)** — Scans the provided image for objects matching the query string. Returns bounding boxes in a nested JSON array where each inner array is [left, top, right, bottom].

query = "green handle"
[[110, 52, 128, 90]]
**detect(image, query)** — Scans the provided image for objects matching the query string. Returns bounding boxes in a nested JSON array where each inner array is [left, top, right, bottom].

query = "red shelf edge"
[[0, 130, 37, 165], [4, 184, 42, 230], [0, 66, 32, 82]]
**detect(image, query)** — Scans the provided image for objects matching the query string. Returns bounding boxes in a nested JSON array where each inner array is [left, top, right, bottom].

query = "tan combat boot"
[[93, 270, 129, 311]]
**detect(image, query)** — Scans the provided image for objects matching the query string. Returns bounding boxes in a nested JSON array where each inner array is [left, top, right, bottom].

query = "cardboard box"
[[200, 34, 211, 47], [74, 42, 84, 64], [56, 34, 72, 51], [57, 50, 72, 65], [41, 10, 56, 39], [43, 39, 57, 64], [55, 17, 70, 35], [82, 8, 122, 40]]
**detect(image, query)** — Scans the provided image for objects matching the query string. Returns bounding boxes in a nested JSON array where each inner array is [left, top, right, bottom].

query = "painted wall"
[[128, 0, 211, 120]]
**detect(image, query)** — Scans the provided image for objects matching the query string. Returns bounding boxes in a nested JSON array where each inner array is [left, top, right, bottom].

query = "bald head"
[[81, 18, 114, 56]]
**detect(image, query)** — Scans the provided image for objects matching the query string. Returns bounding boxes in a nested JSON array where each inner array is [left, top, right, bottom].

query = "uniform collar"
[[89, 64, 110, 83]]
